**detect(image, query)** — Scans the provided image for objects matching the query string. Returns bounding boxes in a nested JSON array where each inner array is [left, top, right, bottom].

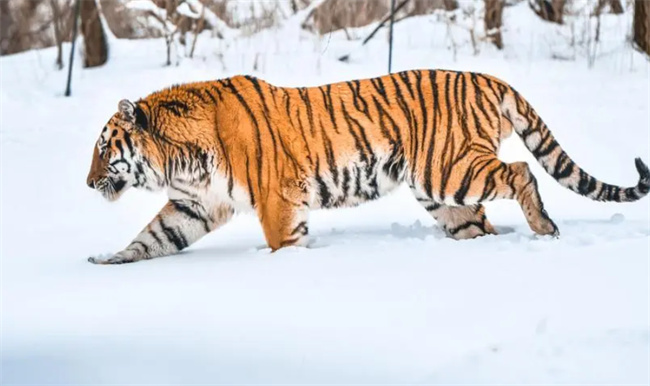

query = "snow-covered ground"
[[1, 2, 649, 384]]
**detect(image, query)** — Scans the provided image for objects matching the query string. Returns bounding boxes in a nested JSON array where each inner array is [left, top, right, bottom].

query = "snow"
[[125, 0, 161, 14], [176, 2, 201, 20], [1, 2, 649, 384]]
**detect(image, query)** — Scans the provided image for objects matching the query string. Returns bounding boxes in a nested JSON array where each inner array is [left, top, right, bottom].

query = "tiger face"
[[86, 99, 161, 201]]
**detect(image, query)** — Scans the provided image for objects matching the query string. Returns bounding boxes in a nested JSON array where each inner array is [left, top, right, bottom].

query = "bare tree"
[[312, 0, 389, 35], [81, 0, 109, 67], [127, 0, 182, 65], [443, 0, 459, 11], [0, 1, 14, 56], [337, 0, 412, 62], [594, 0, 624, 15], [485, 0, 505, 49], [633, 0, 650, 56], [189, 3, 205, 58], [0, 1, 42, 56], [48, 0, 65, 69], [528, 0, 565, 24]]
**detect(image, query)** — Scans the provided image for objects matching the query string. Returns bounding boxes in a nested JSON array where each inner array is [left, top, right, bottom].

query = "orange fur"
[[87, 70, 649, 262]]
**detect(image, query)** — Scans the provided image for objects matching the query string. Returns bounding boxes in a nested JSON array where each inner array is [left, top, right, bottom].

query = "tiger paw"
[[88, 251, 139, 265]]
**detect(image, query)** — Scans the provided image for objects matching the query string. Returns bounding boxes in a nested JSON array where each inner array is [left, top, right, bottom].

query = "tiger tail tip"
[[634, 157, 650, 195]]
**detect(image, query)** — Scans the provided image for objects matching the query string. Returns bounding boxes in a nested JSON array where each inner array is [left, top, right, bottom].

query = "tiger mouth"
[[97, 177, 127, 201]]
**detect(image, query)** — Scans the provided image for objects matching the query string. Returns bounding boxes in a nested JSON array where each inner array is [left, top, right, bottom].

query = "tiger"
[[86, 69, 650, 264]]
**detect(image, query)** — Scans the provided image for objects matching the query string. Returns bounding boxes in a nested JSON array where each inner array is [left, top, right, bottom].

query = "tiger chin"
[[86, 70, 649, 264]]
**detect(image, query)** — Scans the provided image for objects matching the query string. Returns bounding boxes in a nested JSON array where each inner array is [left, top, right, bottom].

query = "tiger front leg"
[[258, 179, 310, 251], [88, 200, 233, 264]]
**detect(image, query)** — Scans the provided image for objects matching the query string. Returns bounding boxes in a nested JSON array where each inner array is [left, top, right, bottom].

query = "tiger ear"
[[118, 99, 136, 122], [118, 99, 148, 130]]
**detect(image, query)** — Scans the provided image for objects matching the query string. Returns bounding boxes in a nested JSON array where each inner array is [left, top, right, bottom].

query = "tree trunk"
[[608, 0, 624, 14], [49, 0, 64, 69], [529, 0, 565, 24], [165, 0, 178, 66], [189, 6, 205, 59], [0, 1, 13, 56], [80, 0, 108, 67], [633, 0, 650, 56], [443, 0, 458, 11], [485, 0, 505, 49], [594, 0, 624, 15], [0, 1, 39, 56]]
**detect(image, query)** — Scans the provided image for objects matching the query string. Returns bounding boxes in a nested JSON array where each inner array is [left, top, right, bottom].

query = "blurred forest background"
[[1, 0, 648, 71]]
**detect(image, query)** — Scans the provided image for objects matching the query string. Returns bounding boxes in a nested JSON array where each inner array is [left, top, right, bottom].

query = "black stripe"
[[149, 228, 163, 245], [425, 202, 441, 212], [346, 80, 370, 119], [242, 78, 279, 170], [244, 75, 270, 114], [456, 73, 471, 140], [448, 220, 486, 236], [122, 131, 135, 154], [423, 70, 439, 198], [341, 103, 377, 176], [115, 139, 125, 158], [314, 160, 332, 207], [371, 96, 396, 144], [439, 73, 454, 201], [397, 71, 415, 98], [129, 241, 150, 256], [479, 163, 505, 202], [210, 84, 224, 101], [321, 128, 339, 186], [340, 104, 369, 164], [187, 88, 208, 103], [383, 146, 405, 181], [223, 81, 264, 193], [341, 167, 351, 202], [374, 93, 402, 145], [204, 88, 218, 105], [319, 85, 340, 134], [454, 169, 474, 205], [244, 154, 256, 208], [552, 153, 574, 180], [577, 169, 597, 196], [290, 221, 308, 236], [414, 70, 428, 156], [159, 218, 188, 251], [533, 138, 559, 159], [390, 75, 416, 164], [160, 100, 189, 116], [214, 129, 234, 199], [171, 200, 211, 233], [299, 88, 315, 136], [370, 77, 389, 105], [475, 74, 501, 120], [470, 106, 495, 146]]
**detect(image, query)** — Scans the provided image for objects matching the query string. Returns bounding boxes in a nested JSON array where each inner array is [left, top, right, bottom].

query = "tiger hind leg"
[[476, 160, 559, 236], [415, 197, 496, 240]]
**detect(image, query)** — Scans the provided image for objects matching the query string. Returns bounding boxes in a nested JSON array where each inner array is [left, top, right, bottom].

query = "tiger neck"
[[157, 140, 215, 193]]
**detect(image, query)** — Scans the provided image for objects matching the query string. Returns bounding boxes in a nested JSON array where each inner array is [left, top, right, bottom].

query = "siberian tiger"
[[86, 70, 649, 264]]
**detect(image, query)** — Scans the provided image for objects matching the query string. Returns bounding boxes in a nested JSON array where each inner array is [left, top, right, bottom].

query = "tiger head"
[[87, 99, 163, 201]]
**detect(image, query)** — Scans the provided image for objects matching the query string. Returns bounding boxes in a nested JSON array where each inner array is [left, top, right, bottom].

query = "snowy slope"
[[1, 2, 649, 384]]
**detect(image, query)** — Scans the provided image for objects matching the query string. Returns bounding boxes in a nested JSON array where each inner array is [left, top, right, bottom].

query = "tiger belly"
[[207, 171, 256, 213], [311, 151, 407, 210]]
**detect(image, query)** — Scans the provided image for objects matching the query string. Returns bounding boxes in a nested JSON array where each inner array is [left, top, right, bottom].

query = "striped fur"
[[86, 70, 649, 264]]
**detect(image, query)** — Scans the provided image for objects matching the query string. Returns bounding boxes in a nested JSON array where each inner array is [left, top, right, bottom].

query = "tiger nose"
[[87, 177, 96, 189]]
